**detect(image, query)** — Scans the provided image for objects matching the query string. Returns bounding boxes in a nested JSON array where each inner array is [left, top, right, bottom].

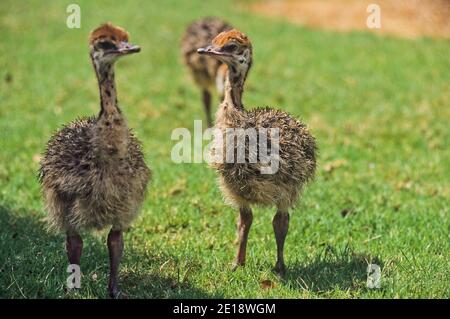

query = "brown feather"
[[89, 22, 129, 45], [39, 117, 151, 232]]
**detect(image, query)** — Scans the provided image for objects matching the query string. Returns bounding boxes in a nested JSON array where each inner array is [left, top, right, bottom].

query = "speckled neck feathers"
[[222, 53, 252, 111], [91, 54, 129, 160], [224, 69, 244, 110]]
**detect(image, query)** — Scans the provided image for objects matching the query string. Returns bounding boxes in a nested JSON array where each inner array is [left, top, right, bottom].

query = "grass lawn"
[[0, 0, 449, 298]]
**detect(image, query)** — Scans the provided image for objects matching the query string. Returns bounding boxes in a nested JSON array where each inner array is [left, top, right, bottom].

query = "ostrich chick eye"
[[222, 43, 238, 53], [96, 41, 117, 51]]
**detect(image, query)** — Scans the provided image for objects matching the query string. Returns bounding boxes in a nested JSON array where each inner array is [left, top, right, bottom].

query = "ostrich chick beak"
[[116, 41, 141, 55], [197, 46, 228, 57]]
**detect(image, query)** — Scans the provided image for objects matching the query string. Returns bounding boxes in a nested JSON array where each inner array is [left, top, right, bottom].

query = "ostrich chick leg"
[[272, 211, 289, 276], [66, 231, 83, 265], [107, 229, 125, 299], [233, 206, 253, 269]]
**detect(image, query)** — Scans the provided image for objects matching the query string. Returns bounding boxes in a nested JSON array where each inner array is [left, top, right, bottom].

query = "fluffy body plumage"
[[214, 107, 316, 212], [39, 117, 150, 232]]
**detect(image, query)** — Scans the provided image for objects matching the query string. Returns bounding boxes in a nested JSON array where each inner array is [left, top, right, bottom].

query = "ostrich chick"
[[39, 23, 151, 298], [181, 17, 232, 127], [198, 30, 317, 275]]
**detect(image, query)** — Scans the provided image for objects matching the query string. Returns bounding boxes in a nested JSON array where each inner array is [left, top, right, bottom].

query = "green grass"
[[0, 0, 449, 299]]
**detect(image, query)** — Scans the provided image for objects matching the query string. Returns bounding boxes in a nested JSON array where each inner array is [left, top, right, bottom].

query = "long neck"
[[91, 56, 129, 160], [93, 59, 120, 117], [223, 66, 247, 110]]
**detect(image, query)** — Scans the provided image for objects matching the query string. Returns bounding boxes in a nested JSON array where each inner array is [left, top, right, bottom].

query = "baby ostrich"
[[198, 30, 317, 276], [181, 17, 232, 127], [39, 23, 151, 298]]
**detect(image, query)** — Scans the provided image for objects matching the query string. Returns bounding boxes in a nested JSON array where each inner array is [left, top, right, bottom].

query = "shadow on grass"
[[0, 204, 220, 298], [285, 244, 383, 294]]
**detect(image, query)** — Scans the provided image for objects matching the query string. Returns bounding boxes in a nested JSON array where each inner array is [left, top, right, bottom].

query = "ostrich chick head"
[[89, 23, 140, 68], [197, 29, 252, 75]]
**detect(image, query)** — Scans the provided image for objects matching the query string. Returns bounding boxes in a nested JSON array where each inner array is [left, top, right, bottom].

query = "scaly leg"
[[233, 206, 253, 270], [272, 211, 290, 276], [66, 231, 83, 265], [107, 228, 126, 299]]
